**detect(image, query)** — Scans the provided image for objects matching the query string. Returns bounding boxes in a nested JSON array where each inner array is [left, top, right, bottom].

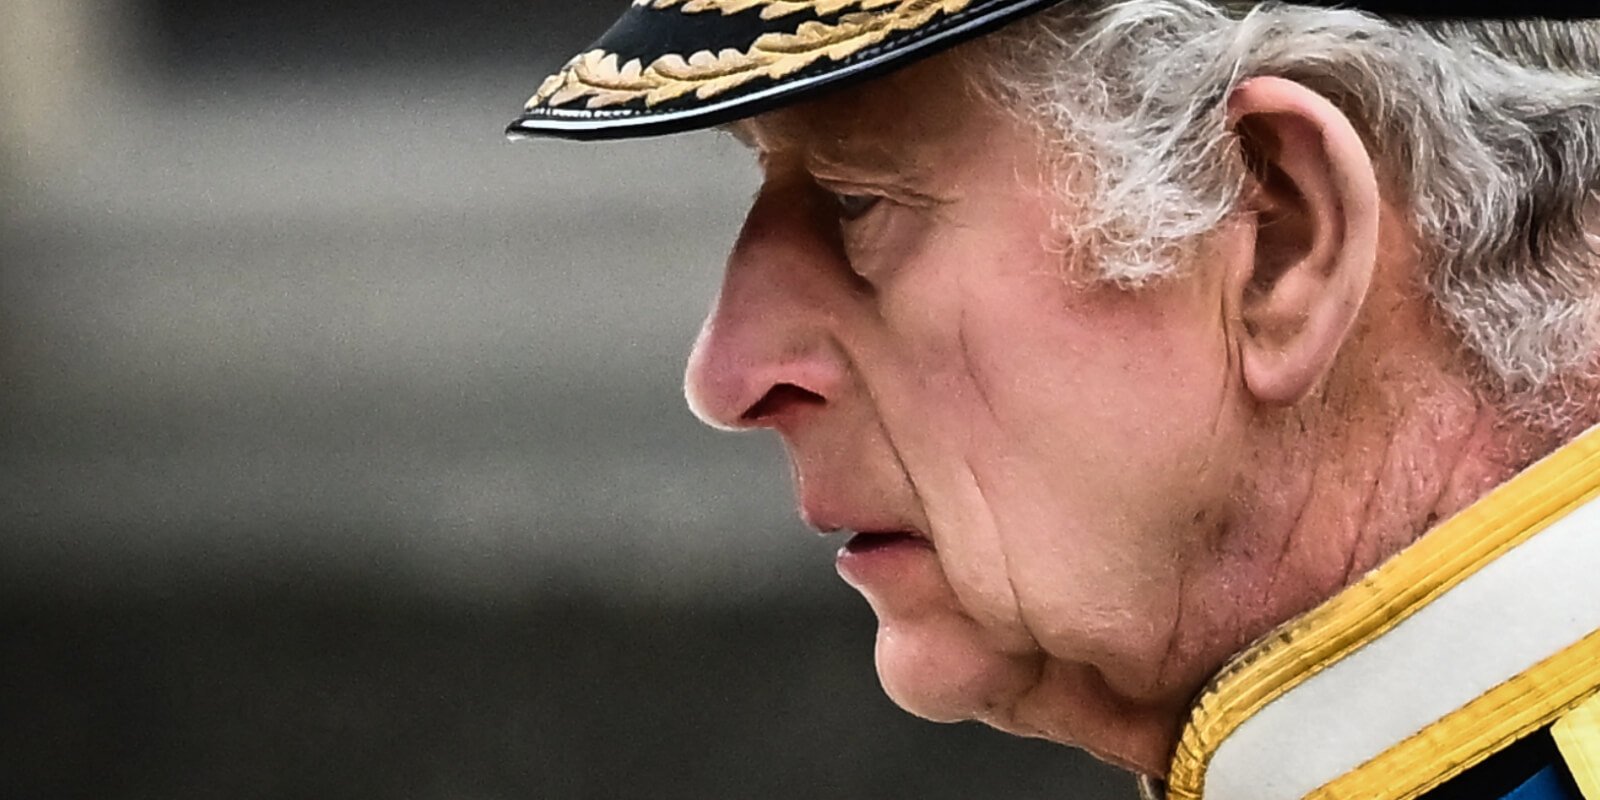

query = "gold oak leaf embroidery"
[[529, 0, 972, 111]]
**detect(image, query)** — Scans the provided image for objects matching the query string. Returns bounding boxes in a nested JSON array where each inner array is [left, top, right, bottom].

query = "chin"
[[872, 615, 1039, 724]]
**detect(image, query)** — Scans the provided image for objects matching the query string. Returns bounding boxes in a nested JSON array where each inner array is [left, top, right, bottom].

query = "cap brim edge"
[[504, 0, 1068, 142]]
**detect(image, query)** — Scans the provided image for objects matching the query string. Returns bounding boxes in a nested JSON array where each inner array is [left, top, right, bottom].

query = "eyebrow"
[[718, 117, 923, 181], [814, 140, 919, 178]]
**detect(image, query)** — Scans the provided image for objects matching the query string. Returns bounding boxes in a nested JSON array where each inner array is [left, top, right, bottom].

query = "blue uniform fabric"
[[1502, 766, 1582, 800], [1421, 728, 1583, 800]]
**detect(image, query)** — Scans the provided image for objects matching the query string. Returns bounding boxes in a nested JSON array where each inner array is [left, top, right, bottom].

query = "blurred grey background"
[[0, 1, 1130, 797]]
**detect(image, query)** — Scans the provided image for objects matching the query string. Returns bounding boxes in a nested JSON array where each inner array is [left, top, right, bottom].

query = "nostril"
[[742, 383, 826, 424]]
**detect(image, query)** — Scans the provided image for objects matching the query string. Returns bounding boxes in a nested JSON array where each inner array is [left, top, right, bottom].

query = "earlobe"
[[1227, 76, 1381, 406]]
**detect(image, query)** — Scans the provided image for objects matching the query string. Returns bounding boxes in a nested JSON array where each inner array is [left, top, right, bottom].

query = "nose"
[[684, 181, 850, 432]]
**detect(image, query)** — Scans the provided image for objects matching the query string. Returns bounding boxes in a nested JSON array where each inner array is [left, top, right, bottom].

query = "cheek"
[[882, 258, 1238, 676], [967, 285, 1238, 669], [998, 291, 1232, 466]]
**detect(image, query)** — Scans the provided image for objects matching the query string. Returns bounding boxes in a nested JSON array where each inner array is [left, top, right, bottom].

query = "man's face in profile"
[[683, 54, 1253, 771]]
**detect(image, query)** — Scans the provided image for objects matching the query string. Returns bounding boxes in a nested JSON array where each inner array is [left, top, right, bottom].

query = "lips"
[[799, 497, 932, 557], [834, 528, 937, 589], [843, 530, 934, 553]]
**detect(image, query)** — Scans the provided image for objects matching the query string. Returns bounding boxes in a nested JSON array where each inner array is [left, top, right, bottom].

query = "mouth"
[[843, 529, 935, 554], [834, 528, 936, 588]]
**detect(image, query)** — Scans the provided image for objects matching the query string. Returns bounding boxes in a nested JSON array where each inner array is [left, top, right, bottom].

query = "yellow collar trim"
[[1166, 423, 1600, 799], [1554, 691, 1600, 799], [1312, 633, 1600, 799]]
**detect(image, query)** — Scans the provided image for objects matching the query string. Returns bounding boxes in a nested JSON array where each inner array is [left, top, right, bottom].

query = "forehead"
[[727, 52, 991, 169]]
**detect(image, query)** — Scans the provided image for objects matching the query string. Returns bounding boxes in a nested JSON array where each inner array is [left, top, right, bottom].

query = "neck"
[[1199, 275, 1582, 663], [1233, 370, 1534, 618], [1143, 327, 1573, 776]]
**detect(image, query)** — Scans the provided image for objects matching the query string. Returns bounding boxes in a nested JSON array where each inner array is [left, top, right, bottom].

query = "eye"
[[830, 191, 881, 222]]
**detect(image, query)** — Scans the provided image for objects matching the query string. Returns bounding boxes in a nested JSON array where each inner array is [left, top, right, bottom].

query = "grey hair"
[[970, 1, 1600, 420]]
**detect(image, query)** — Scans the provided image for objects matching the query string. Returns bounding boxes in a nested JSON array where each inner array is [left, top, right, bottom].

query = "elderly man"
[[508, 1, 1600, 797]]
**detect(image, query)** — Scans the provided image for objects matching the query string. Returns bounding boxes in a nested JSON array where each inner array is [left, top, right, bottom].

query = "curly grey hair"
[[970, 1, 1600, 425]]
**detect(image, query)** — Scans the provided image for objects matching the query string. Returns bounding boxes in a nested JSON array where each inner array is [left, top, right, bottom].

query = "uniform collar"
[[1164, 423, 1600, 800]]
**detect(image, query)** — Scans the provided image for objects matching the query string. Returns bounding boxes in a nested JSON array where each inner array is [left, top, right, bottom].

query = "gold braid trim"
[[528, 0, 971, 111], [633, 0, 902, 19]]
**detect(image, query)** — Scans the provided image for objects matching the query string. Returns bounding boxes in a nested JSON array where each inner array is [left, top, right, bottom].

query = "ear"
[[1226, 76, 1380, 405]]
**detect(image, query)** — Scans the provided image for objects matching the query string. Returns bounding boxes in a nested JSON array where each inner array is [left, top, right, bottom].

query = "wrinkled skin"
[[682, 52, 1551, 774]]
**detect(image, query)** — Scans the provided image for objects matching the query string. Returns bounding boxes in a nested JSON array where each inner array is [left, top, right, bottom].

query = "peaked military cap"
[[507, 0, 1599, 141]]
